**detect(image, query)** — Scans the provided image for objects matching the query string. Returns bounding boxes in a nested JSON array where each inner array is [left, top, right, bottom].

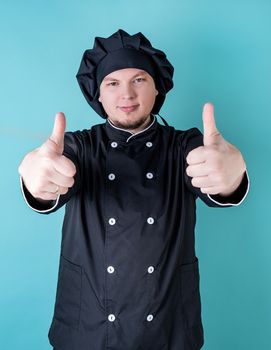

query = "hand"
[[185, 103, 246, 196], [18, 112, 76, 201]]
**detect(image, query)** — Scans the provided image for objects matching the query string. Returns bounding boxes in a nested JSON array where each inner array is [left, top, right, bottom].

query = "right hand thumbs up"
[[18, 112, 77, 201]]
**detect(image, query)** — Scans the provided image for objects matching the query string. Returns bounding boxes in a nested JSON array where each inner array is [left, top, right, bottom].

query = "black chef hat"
[[76, 29, 174, 119]]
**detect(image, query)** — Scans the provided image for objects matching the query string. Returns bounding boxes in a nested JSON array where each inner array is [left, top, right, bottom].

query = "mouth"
[[119, 105, 139, 112]]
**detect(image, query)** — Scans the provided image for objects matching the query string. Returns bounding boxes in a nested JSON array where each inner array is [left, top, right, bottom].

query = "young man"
[[18, 29, 249, 350]]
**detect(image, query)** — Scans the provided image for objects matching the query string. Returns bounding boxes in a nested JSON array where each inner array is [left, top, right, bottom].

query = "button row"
[[111, 141, 153, 148], [108, 172, 154, 180], [108, 140, 154, 181], [107, 140, 155, 325], [109, 217, 155, 225], [106, 265, 155, 274], [107, 313, 154, 322]]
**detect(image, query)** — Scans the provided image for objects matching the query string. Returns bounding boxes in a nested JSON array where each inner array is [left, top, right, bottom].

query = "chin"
[[109, 112, 148, 129]]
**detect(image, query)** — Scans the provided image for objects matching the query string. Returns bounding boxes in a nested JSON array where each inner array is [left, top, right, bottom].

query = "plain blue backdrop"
[[1, 0, 270, 349]]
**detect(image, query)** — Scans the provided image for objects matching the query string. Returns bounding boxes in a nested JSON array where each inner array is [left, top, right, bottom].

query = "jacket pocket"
[[179, 257, 204, 349], [53, 254, 82, 330]]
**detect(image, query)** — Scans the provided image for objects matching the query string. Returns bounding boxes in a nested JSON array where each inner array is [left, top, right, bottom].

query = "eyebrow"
[[103, 71, 147, 82]]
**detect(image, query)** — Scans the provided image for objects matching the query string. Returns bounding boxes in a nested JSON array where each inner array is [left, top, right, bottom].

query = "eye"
[[134, 77, 145, 83], [107, 81, 118, 86]]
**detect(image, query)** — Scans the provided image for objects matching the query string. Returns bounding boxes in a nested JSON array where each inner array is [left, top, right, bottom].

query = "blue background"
[[1, 0, 270, 349]]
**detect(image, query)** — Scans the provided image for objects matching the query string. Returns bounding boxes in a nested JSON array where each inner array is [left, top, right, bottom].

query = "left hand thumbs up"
[[186, 102, 246, 196]]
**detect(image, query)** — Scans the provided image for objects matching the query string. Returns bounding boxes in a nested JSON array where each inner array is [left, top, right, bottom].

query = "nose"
[[120, 82, 136, 100]]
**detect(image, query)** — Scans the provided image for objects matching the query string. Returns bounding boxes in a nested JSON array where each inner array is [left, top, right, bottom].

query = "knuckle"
[[62, 187, 69, 195], [67, 168, 75, 178], [191, 177, 197, 186], [61, 176, 74, 188], [58, 186, 68, 195], [68, 163, 77, 177], [69, 177, 75, 187]]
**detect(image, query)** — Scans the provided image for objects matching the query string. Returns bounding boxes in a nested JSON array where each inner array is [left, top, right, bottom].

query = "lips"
[[119, 105, 139, 112]]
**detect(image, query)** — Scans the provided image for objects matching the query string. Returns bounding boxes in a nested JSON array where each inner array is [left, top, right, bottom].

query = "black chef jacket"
[[20, 113, 249, 350]]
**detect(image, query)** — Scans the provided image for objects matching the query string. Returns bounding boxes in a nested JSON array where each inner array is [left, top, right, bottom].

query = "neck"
[[130, 114, 153, 134]]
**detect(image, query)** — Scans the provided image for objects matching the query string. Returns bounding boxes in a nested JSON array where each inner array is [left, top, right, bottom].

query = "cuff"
[[207, 169, 250, 207], [20, 176, 60, 213]]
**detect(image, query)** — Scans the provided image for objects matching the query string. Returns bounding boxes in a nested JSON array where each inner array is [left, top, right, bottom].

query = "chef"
[[18, 29, 249, 350]]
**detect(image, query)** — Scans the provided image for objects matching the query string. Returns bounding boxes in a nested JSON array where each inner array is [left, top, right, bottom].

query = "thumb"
[[49, 112, 66, 154], [203, 102, 221, 146]]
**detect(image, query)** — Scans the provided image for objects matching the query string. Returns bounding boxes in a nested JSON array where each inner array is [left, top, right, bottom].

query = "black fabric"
[[21, 181, 56, 210], [96, 47, 157, 89], [76, 29, 174, 118], [21, 116, 249, 349]]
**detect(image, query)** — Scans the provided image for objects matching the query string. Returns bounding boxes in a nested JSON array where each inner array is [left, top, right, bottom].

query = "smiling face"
[[98, 68, 158, 132]]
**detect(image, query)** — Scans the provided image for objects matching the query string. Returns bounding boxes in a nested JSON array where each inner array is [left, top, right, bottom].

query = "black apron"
[[22, 114, 248, 350]]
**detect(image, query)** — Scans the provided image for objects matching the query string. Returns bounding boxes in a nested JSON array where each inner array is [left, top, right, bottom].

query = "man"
[[18, 29, 249, 350]]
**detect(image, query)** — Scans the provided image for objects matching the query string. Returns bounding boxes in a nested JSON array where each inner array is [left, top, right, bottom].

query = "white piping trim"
[[20, 176, 60, 213], [107, 115, 156, 143], [207, 169, 250, 206]]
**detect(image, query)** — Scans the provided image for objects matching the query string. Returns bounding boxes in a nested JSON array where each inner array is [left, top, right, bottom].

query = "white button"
[[108, 314, 116, 322], [109, 218, 116, 225], [148, 266, 154, 273], [107, 266, 115, 273], [147, 314, 153, 321], [147, 217, 154, 224], [146, 142, 153, 147], [146, 172, 153, 179], [111, 142, 118, 148], [108, 173, 115, 180]]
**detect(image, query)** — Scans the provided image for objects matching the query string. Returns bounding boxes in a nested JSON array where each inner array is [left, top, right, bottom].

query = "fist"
[[186, 103, 246, 196], [18, 112, 76, 201]]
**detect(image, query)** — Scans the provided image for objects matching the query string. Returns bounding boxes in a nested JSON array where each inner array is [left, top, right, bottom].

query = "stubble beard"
[[108, 112, 152, 132]]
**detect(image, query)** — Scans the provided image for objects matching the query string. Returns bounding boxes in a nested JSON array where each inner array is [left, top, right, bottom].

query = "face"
[[98, 68, 158, 131]]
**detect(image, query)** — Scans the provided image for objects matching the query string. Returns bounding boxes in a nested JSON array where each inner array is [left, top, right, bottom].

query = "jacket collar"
[[105, 114, 158, 142]]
